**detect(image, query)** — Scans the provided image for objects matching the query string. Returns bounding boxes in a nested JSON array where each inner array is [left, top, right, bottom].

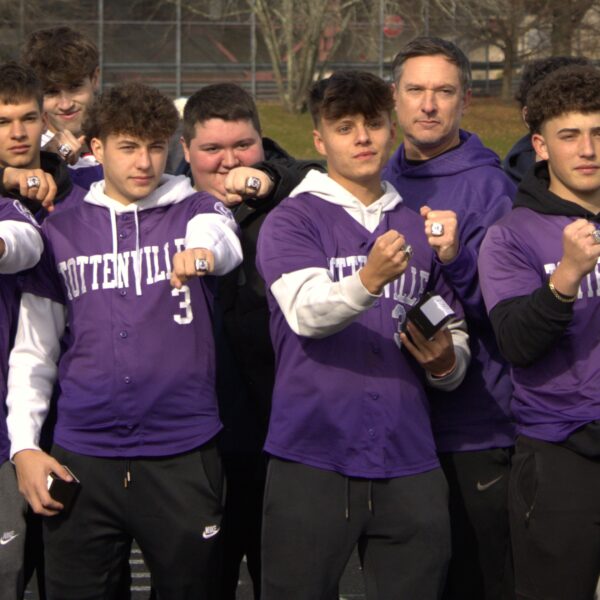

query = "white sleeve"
[[7, 293, 66, 458], [0, 221, 43, 274], [270, 267, 379, 338], [425, 318, 471, 391], [185, 213, 242, 276]]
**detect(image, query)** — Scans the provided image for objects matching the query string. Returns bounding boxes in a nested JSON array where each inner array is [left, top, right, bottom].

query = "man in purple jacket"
[[479, 64, 600, 600], [382, 37, 516, 600], [6, 82, 242, 599], [257, 70, 471, 600]]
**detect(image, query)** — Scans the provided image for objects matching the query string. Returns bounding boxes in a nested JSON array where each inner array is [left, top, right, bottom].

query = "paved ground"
[[26, 546, 366, 599], [26, 546, 600, 599]]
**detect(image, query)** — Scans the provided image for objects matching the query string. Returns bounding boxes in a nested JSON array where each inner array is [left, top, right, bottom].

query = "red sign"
[[384, 14, 404, 38]]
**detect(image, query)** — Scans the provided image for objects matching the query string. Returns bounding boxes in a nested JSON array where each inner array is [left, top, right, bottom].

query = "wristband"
[[548, 280, 576, 303]]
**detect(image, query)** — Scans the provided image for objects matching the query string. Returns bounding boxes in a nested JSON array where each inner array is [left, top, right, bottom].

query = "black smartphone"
[[47, 466, 81, 513]]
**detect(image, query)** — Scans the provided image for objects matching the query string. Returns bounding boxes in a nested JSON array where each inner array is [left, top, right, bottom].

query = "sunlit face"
[[181, 118, 265, 200], [0, 99, 43, 169], [90, 133, 168, 205], [313, 111, 395, 194], [43, 69, 99, 136], [533, 111, 600, 207], [393, 54, 470, 160]]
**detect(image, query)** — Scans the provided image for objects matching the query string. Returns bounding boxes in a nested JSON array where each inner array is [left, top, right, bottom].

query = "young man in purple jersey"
[[479, 64, 600, 600], [256, 70, 471, 599], [6, 82, 242, 599], [383, 37, 516, 600], [22, 27, 104, 190]]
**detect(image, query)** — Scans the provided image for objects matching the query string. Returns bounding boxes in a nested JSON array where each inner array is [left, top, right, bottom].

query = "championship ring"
[[194, 258, 209, 272], [57, 143, 72, 160], [26, 176, 41, 189], [245, 176, 261, 193], [431, 222, 444, 237]]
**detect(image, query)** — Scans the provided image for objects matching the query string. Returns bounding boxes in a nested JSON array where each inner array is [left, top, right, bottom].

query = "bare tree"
[[548, 0, 595, 54], [249, 0, 362, 112]]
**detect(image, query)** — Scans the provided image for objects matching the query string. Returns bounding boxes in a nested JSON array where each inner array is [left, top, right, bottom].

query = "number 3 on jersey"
[[172, 285, 194, 324]]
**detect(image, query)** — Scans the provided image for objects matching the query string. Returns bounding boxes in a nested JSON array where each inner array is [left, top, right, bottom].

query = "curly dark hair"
[[526, 65, 600, 134], [515, 56, 590, 108], [182, 83, 261, 144], [22, 27, 98, 91], [0, 62, 43, 108], [309, 70, 394, 127], [82, 82, 179, 143]]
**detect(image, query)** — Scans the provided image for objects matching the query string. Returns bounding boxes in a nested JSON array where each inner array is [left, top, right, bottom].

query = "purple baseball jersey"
[[23, 192, 231, 458], [0, 198, 40, 463], [257, 193, 464, 479], [479, 207, 600, 441]]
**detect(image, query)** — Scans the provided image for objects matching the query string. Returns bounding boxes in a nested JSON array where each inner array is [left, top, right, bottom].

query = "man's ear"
[[461, 88, 472, 114], [89, 137, 104, 164], [90, 67, 100, 92], [313, 128, 327, 158], [180, 136, 191, 163], [531, 132, 548, 161]]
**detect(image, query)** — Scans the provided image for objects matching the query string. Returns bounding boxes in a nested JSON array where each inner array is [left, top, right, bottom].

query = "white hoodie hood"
[[85, 174, 195, 296], [289, 169, 403, 231]]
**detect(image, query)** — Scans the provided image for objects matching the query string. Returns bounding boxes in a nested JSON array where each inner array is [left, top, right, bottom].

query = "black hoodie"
[[488, 161, 600, 366]]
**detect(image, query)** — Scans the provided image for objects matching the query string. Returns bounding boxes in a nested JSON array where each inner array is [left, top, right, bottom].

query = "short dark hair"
[[0, 62, 43, 109], [308, 70, 394, 127], [182, 83, 261, 144], [22, 27, 98, 91], [392, 36, 471, 92], [516, 56, 590, 108], [83, 82, 179, 143], [526, 65, 600, 134]]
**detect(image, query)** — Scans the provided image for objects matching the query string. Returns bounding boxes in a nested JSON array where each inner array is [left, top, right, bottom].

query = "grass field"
[[258, 97, 526, 161]]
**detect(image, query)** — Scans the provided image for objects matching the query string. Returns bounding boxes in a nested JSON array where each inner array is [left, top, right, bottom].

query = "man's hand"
[[223, 167, 273, 206], [13, 449, 73, 516], [359, 230, 411, 295], [551, 219, 600, 297], [400, 322, 456, 377], [42, 130, 86, 166], [170, 248, 215, 289], [420, 205, 459, 263], [3, 167, 57, 212]]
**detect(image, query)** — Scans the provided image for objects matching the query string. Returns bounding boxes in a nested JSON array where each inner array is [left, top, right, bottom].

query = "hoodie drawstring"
[[344, 478, 375, 520], [132, 209, 142, 296]]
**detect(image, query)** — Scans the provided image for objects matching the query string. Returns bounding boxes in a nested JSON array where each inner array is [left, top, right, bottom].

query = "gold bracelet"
[[548, 280, 576, 303]]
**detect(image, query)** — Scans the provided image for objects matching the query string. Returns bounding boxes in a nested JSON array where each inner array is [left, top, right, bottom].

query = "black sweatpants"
[[43, 442, 223, 600], [440, 447, 514, 600], [509, 435, 600, 600], [261, 457, 451, 600]]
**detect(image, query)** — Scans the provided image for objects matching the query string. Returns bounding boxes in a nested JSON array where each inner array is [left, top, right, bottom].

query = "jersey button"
[[368, 428, 376, 438], [119, 289, 127, 297], [124, 376, 132, 384], [370, 392, 379, 400], [119, 330, 128, 339]]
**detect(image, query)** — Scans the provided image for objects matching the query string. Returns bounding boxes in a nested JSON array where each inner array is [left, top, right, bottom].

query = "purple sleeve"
[[257, 201, 327, 288], [0, 198, 39, 227], [478, 222, 543, 314], [21, 230, 66, 305], [440, 191, 512, 321], [429, 260, 465, 322]]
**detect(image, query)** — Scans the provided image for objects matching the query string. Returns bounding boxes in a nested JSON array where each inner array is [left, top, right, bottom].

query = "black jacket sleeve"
[[247, 157, 325, 211], [489, 282, 574, 367]]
